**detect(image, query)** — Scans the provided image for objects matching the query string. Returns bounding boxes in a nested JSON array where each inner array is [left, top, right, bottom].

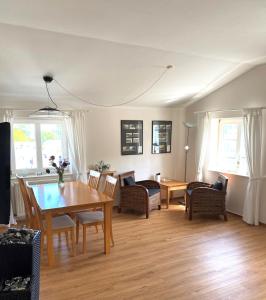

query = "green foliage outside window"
[[13, 128, 33, 142]]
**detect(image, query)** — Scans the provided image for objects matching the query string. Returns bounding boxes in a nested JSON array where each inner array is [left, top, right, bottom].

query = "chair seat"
[[186, 189, 193, 196], [76, 211, 104, 225], [44, 215, 75, 230], [148, 188, 160, 197]]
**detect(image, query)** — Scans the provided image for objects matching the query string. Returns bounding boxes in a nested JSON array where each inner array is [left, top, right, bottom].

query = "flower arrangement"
[[46, 155, 70, 186], [94, 160, 110, 173]]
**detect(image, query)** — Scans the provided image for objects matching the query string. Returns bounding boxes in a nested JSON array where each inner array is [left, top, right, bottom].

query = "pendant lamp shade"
[[29, 75, 66, 118]]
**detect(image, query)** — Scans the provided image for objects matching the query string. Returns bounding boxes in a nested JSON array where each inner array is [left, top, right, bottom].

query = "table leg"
[[45, 212, 55, 267], [160, 188, 163, 209], [167, 188, 171, 209], [104, 202, 112, 255]]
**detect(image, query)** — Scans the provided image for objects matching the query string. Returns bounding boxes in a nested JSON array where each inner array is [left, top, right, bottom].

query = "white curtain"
[[195, 112, 210, 181], [0, 109, 16, 225], [64, 111, 88, 183], [242, 108, 264, 225]]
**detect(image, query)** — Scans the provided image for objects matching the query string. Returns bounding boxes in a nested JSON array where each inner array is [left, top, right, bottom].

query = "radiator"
[[11, 174, 73, 220], [11, 182, 25, 218]]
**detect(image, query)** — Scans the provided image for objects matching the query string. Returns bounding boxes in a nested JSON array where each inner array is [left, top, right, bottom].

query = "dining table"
[[32, 181, 114, 267]]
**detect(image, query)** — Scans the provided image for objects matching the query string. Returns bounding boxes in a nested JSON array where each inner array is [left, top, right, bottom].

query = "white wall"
[[185, 63, 266, 219], [86, 106, 185, 181], [8, 106, 186, 209]]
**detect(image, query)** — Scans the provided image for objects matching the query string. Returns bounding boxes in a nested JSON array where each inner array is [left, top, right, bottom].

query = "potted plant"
[[94, 160, 110, 173], [45, 156, 70, 187]]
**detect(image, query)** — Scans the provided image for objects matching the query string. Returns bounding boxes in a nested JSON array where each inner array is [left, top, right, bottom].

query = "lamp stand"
[[184, 126, 190, 182]]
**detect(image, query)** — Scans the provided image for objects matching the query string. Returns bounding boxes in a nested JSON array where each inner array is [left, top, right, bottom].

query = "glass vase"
[[58, 172, 64, 188]]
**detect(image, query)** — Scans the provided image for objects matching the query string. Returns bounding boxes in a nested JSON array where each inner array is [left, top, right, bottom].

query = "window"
[[209, 118, 248, 176], [41, 124, 64, 168], [13, 124, 37, 170], [13, 120, 68, 175]]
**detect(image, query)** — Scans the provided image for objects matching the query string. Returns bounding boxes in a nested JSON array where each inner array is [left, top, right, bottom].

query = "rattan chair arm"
[[187, 182, 211, 190], [120, 185, 149, 211], [136, 180, 160, 189], [121, 185, 149, 198], [190, 187, 226, 198]]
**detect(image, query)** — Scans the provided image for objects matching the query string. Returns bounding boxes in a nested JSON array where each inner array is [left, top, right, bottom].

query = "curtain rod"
[[193, 107, 266, 114], [0, 108, 87, 112]]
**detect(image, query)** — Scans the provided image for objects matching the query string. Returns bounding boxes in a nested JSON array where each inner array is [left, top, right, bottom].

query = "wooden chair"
[[76, 175, 117, 253], [185, 174, 228, 221], [68, 170, 101, 220], [26, 182, 76, 257], [17, 176, 35, 228], [17, 176, 65, 230], [88, 170, 101, 189]]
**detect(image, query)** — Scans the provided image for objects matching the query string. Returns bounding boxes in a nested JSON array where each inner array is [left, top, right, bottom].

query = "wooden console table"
[[160, 179, 187, 208]]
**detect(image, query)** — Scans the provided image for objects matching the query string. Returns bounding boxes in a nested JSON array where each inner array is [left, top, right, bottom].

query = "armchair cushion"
[[124, 176, 136, 186], [148, 188, 160, 197], [186, 189, 193, 196], [212, 181, 223, 191]]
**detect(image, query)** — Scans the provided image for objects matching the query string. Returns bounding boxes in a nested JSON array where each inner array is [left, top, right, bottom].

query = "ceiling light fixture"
[[30, 75, 66, 118]]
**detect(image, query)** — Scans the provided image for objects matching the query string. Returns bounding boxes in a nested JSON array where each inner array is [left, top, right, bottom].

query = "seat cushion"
[[124, 176, 135, 186], [148, 188, 160, 197], [186, 189, 193, 196], [212, 181, 223, 191], [76, 211, 104, 225], [51, 215, 75, 230]]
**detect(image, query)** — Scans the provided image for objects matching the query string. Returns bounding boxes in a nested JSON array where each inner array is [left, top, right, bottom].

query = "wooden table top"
[[159, 179, 187, 188], [32, 181, 113, 213]]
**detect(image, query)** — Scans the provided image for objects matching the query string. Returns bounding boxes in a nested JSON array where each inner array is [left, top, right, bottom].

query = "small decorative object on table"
[[45, 156, 70, 187], [154, 173, 161, 182], [94, 160, 110, 173]]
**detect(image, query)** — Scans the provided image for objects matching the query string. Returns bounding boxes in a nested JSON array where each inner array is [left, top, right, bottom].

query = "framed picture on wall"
[[152, 120, 172, 154], [121, 120, 143, 155]]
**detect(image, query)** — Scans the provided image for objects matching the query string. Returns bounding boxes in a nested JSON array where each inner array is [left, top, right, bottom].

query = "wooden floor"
[[41, 201, 266, 300]]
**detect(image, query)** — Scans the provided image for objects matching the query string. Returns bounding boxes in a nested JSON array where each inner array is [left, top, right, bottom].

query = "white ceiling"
[[0, 0, 265, 109]]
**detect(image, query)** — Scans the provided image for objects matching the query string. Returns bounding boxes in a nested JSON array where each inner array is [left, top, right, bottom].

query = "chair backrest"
[[16, 176, 34, 226], [118, 171, 135, 187], [88, 170, 101, 189], [25, 182, 44, 232], [103, 175, 117, 199], [217, 174, 228, 193]]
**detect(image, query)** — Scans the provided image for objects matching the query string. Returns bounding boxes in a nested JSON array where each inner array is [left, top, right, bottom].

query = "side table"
[[160, 179, 187, 208]]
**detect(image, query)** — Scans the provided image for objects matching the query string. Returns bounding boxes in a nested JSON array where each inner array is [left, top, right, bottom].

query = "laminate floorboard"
[[40, 202, 266, 300]]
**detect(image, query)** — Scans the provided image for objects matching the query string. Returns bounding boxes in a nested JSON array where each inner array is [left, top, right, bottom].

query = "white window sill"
[[207, 169, 249, 179], [11, 172, 73, 181]]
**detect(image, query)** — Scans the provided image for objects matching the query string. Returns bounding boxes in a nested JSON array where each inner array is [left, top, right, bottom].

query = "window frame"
[[12, 118, 68, 175], [208, 117, 248, 176]]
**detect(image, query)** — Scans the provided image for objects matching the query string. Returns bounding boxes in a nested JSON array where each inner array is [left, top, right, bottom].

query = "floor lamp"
[[183, 122, 195, 182]]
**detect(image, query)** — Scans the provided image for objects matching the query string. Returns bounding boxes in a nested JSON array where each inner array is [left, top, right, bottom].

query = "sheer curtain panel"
[[64, 111, 88, 183], [195, 112, 210, 181], [242, 108, 264, 225]]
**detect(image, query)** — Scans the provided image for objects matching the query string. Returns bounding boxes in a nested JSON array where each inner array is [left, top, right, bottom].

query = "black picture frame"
[[121, 120, 143, 155], [152, 120, 172, 154]]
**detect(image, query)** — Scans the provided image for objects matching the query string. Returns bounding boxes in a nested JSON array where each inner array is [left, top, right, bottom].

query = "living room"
[[0, 1, 266, 300]]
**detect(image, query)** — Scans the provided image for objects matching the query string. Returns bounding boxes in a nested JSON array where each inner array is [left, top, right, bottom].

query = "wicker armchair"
[[185, 174, 228, 221], [118, 171, 161, 218]]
